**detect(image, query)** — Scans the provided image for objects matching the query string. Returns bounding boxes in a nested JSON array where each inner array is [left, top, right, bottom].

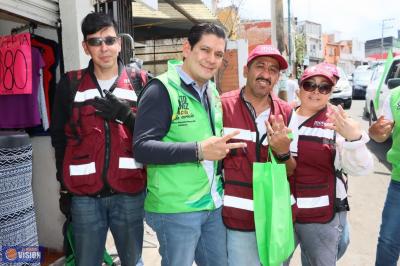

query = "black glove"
[[59, 190, 72, 217], [93, 91, 134, 126]]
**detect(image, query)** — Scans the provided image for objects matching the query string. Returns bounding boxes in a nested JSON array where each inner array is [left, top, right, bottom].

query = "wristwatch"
[[276, 151, 291, 162]]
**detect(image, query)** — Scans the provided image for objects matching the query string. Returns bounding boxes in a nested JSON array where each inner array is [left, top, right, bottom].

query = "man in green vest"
[[133, 23, 246, 266], [369, 85, 400, 266]]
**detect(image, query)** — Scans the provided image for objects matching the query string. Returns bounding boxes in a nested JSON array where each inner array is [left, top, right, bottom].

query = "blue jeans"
[[145, 207, 227, 266], [227, 229, 261, 266], [300, 211, 349, 266], [376, 180, 400, 266], [294, 211, 347, 266], [71, 192, 145, 266]]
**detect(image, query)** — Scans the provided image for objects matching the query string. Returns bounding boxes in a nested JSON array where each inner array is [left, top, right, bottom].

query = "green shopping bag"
[[253, 148, 295, 266]]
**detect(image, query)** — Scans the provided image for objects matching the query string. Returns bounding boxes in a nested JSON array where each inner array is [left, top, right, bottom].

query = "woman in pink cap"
[[284, 65, 373, 265]]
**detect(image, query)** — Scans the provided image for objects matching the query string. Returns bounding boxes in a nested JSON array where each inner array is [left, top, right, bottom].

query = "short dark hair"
[[188, 23, 226, 49], [81, 12, 118, 40]]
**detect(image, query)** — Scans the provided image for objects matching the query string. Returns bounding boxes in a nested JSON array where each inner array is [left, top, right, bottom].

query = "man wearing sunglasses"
[[220, 45, 296, 265], [51, 12, 147, 266]]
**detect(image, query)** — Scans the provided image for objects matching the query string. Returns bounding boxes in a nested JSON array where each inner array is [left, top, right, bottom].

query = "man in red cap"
[[220, 44, 296, 265]]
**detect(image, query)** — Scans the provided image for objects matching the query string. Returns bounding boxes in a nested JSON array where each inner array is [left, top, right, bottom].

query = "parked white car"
[[352, 65, 373, 99], [364, 56, 400, 124], [330, 66, 352, 109]]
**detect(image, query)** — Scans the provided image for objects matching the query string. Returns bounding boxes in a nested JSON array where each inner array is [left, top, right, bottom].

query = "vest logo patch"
[[176, 96, 194, 121], [397, 101, 400, 110], [314, 121, 327, 127], [178, 96, 189, 114]]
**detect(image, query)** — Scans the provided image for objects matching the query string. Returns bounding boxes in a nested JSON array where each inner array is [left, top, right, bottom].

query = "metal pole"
[[275, 0, 285, 54], [271, 0, 277, 47], [288, 0, 292, 68]]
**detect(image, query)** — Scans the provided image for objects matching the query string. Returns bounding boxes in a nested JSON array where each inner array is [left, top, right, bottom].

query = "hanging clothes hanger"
[[11, 22, 37, 35]]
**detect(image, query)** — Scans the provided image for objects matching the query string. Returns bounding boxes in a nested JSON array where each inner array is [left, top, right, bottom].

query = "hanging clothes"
[[38, 69, 49, 130], [31, 35, 60, 123], [0, 47, 45, 128]]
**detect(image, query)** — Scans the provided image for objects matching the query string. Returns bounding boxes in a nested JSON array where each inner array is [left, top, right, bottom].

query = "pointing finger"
[[337, 105, 347, 119], [269, 115, 276, 126], [275, 115, 285, 131], [276, 114, 284, 124]]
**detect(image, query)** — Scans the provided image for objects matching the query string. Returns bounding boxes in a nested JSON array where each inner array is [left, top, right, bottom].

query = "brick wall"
[[217, 21, 273, 93], [218, 49, 239, 93], [239, 21, 272, 51]]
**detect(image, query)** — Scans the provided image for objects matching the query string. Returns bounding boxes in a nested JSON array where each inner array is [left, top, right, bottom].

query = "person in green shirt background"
[[369, 84, 400, 266]]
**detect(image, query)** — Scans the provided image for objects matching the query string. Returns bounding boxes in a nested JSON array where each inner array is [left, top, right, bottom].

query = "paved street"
[[106, 99, 394, 266], [330, 99, 393, 266]]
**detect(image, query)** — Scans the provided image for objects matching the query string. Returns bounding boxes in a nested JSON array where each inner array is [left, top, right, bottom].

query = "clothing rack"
[[11, 22, 37, 35]]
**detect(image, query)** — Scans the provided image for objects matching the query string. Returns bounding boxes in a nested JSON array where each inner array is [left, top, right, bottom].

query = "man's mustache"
[[256, 77, 272, 85]]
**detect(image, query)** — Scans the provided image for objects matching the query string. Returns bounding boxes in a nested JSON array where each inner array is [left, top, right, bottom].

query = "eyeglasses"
[[86, 36, 118, 46], [302, 81, 333, 95]]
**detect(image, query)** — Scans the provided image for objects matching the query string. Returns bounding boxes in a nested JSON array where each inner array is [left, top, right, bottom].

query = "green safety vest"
[[145, 60, 224, 213], [388, 86, 400, 181]]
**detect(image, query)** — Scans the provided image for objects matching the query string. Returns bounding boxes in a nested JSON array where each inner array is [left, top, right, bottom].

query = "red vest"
[[62, 68, 146, 195], [291, 106, 337, 223], [221, 89, 292, 231]]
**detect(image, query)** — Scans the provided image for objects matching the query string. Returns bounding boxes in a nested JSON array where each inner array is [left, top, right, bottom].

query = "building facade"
[[297, 20, 324, 66]]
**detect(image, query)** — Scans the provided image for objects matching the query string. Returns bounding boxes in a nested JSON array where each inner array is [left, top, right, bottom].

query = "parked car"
[[364, 56, 400, 125], [364, 63, 384, 121], [352, 65, 373, 99], [330, 66, 352, 109]]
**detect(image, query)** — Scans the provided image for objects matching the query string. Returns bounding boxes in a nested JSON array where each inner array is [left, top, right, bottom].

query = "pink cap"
[[247, 45, 288, 70], [300, 65, 335, 85], [317, 62, 340, 79]]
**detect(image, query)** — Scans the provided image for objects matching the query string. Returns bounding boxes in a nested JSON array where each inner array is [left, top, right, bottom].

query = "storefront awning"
[[132, 0, 224, 41]]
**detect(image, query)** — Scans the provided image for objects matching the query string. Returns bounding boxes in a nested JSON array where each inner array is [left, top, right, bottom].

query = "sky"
[[205, 0, 400, 41]]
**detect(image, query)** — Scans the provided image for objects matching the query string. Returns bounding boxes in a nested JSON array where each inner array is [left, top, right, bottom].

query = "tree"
[[295, 32, 306, 78]]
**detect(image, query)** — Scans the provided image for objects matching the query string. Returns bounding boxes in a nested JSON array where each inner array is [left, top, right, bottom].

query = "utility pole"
[[381, 18, 394, 58], [271, 0, 285, 54]]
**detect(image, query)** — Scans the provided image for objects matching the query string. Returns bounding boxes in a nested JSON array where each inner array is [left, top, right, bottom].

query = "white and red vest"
[[290, 106, 345, 223], [62, 68, 146, 195], [221, 89, 292, 231]]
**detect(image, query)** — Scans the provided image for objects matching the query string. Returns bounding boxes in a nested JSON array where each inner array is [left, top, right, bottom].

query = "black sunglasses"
[[86, 36, 118, 46], [302, 81, 333, 95]]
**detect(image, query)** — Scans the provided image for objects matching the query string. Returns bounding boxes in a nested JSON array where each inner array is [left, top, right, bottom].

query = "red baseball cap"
[[300, 65, 335, 85], [247, 45, 288, 70], [317, 62, 340, 79]]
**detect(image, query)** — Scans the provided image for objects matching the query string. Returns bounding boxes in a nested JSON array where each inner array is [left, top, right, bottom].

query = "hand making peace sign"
[[200, 130, 247, 160]]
